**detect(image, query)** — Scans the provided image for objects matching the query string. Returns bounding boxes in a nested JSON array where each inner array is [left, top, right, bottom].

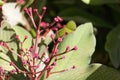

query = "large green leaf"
[[0, 21, 15, 42], [0, 21, 17, 59], [13, 26, 32, 49], [0, 21, 16, 70], [46, 23, 120, 80], [0, 48, 14, 71], [105, 25, 120, 68], [47, 64, 120, 80], [53, 22, 96, 71], [81, 0, 120, 5]]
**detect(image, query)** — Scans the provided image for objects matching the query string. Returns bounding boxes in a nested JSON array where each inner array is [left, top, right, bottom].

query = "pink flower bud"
[[25, 35, 28, 39], [19, 0, 24, 4], [15, 35, 20, 40], [22, 60, 27, 65], [10, 69, 16, 74], [34, 9, 38, 12], [54, 49, 58, 53], [45, 58, 50, 63], [53, 27, 58, 31], [33, 52, 39, 58], [72, 65, 76, 69], [35, 64, 40, 69], [65, 32, 69, 35], [28, 7, 32, 16], [10, 62, 15, 66], [57, 16, 63, 22], [24, 8, 29, 14], [66, 46, 70, 52], [62, 56, 66, 59], [20, 48, 24, 51], [29, 46, 34, 52], [50, 34, 54, 40], [3, 42, 8, 48], [52, 62, 57, 66], [0, 42, 3, 46], [0, 67, 4, 74], [40, 22, 47, 28], [42, 6, 47, 10], [73, 46, 78, 51], [49, 66, 54, 69], [54, 17, 59, 22], [57, 37, 62, 42]]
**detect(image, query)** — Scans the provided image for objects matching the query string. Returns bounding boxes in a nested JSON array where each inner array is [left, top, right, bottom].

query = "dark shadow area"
[[86, 65, 120, 80]]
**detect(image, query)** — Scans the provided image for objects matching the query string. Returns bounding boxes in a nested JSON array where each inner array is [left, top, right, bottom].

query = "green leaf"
[[0, 21, 18, 61], [105, 25, 120, 68], [0, 48, 14, 71], [0, 21, 15, 42], [59, 8, 113, 29], [0, 0, 4, 5], [13, 26, 32, 49], [81, 0, 120, 5], [47, 64, 120, 80], [0, 21, 16, 71], [58, 20, 76, 37], [53, 22, 96, 71]]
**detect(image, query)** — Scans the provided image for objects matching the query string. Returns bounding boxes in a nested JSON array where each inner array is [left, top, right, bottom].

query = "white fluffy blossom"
[[2, 3, 25, 26]]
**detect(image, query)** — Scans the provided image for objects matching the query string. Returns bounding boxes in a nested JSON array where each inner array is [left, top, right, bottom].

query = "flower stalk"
[[0, 6, 78, 80]]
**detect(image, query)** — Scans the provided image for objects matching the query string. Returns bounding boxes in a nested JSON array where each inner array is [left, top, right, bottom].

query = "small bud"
[[57, 37, 62, 42], [72, 65, 76, 69], [42, 6, 47, 10], [20, 48, 24, 51], [54, 17, 59, 22], [39, 15, 42, 19], [0, 67, 4, 74], [49, 66, 54, 69], [52, 62, 57, 66], [57, 16, 63, 22], [25, 8, 29, 15], [33, 52, 39, 58], [65, 32, 69, 35], [25, 35, 28, 39], [15, 35, 20, 40], [3, 42, 8, 48], [34, 9, 38, 12], [35, 64, 40, 69], [54, 49, 58, 53], [10, 69, 16, 74], [22, 60, 27, 65], [10, 62, 15, 66], [0, 42, 3, 46], [73, 46, 78, 51], [50, 34, 54, 40], [53, 27, 58, 31], [29, 46, 34, 52], [45, 58, 50, 63], [40, 22, 47, 28], [66, 46, 70, 52], [28, 7, 32, 16], [62, 56, 66, 59], [19, 0, 24, 4], [56, 23, 63, 29]]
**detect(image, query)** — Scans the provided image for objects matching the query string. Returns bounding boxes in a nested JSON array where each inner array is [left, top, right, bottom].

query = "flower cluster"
[[0, 6, 78, 80]]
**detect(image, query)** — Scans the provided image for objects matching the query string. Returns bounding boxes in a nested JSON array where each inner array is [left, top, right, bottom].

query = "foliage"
[[0, 0, 120, 80]]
